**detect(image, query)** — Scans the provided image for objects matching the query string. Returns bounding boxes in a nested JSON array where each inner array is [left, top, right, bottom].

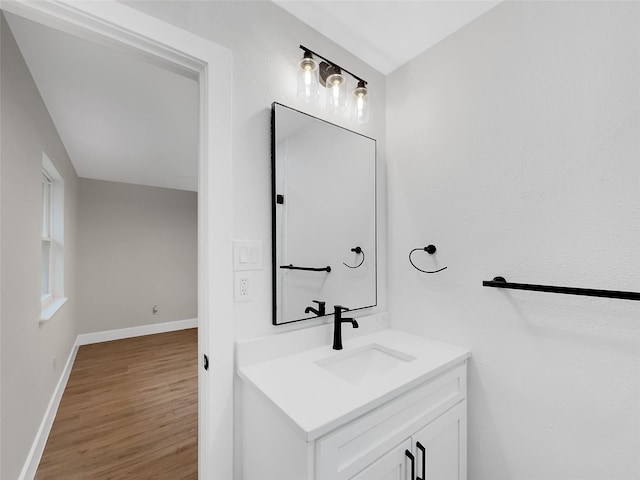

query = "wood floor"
[[36, 329, 198, 480]]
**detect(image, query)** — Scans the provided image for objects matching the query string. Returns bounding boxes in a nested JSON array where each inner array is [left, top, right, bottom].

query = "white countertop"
[[238, 328, 471, 441]]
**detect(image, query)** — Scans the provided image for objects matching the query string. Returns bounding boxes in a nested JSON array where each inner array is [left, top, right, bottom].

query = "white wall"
[[387, 2, 639, 479], [0, 14, 79, 479], [124, 0, 388, 340], [76, 178, 197, 334]]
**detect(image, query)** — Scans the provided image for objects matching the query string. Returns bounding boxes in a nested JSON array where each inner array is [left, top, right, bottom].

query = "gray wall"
[[387, 2, 639, 479], [0, 15, 79, 479], [77, 178, 197, 334]]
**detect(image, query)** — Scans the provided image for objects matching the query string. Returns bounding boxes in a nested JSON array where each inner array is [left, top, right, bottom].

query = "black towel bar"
[[483, 276, 640, 301]]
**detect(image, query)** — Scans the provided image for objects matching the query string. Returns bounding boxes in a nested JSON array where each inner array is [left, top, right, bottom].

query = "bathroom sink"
[[315, 344, 417, 384]]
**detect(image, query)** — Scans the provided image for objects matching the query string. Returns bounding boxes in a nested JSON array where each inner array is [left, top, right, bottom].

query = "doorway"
[[0, 2, 233, 478]]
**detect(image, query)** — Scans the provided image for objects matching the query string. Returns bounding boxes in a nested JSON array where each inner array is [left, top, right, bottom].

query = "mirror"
[[272, 103, 377, 325]]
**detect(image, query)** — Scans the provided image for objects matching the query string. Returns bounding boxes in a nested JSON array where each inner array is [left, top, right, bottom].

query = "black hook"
[[409, 245, 447, 274], [343, 246, 365, 269]]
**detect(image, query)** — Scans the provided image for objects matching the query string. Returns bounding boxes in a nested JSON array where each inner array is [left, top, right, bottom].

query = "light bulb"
[[326, 70, 346, 113], [332, 80, 341, 104]]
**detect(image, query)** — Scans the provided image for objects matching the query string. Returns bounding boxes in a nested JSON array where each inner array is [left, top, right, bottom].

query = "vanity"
[[238, 326, 470, 480]]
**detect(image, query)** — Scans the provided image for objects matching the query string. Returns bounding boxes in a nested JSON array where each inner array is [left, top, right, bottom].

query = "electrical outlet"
[[239, 276, 249, 296], [235, 272, 253, 302]]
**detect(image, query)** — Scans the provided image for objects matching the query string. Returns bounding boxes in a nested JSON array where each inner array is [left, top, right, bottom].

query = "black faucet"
[[333, 305, 359, 350], [304, 300, 326, 317]]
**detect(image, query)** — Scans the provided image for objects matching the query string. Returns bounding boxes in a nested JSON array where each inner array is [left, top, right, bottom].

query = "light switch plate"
[[233, 240, 263, 271]]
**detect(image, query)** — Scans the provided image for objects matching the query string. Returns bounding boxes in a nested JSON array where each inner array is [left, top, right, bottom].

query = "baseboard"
[[19, 318, 198, 479], [76, 318, 198, 346], [19, 342, 79, 480]]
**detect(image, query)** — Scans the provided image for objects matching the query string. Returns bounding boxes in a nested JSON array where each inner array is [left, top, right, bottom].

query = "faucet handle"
[[334, 305, 350, 313], [312, 300, 326, 315]]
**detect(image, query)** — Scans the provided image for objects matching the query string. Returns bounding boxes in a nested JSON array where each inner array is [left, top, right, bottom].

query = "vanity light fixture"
[[298, 45, 369, 122]]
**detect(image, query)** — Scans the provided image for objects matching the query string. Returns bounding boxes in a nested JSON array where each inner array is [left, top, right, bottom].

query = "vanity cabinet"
[[321, 409, 466, 480], [351, 404, 464, 480], [241, 362, 467, 480]]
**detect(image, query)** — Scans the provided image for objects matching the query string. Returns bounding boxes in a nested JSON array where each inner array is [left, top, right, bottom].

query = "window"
[[41, 171, 53, 303], [41, 153, 66, 320]]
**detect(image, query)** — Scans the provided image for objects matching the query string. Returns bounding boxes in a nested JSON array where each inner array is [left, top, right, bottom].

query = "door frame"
[[1, 1, 234, 478]]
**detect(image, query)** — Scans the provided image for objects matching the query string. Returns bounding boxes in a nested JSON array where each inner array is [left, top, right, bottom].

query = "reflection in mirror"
[[272, 103, 376, 325]]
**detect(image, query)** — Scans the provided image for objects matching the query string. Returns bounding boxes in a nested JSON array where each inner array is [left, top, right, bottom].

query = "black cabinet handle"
[[405, 449, 415, 480], [416, 442, 426, 480]]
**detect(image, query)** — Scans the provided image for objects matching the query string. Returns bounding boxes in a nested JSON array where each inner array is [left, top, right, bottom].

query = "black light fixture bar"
[[299, 45, 367, 86], [483, 276, 640, 301]]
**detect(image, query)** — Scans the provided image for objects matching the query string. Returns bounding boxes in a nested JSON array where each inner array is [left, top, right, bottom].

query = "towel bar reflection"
[[482, 276, 640, 301], [280, 264, 331, 273]]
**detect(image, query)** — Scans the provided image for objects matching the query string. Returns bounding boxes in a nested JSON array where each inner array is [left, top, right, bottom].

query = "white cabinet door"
[[412, 402, 467, 480], [350, 439, 413, 480]]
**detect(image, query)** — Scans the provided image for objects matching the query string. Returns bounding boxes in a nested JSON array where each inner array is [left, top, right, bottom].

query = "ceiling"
[[273, 0, 501, 74], [5, 12, 199, 192], [5, 2, 499, 193]]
